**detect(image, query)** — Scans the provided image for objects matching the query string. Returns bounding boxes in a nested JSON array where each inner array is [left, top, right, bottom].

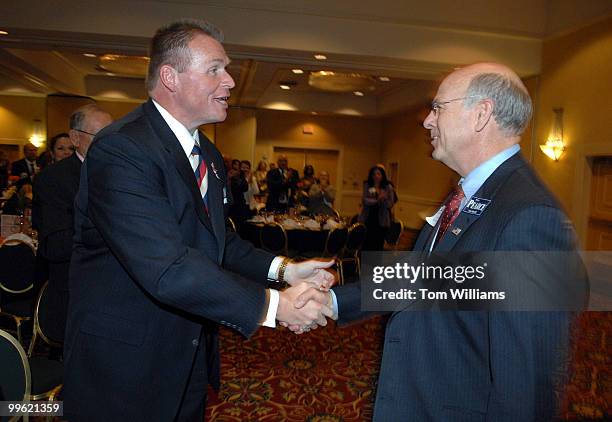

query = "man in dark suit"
[[63, 20, 335, 421], [32, 104, 112, 342], [11, 142, 39, 186], [266, 155, 299, 212], [295, 63, 587, 421]]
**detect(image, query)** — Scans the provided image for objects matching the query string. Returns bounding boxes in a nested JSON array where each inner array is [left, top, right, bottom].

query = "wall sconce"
[[540, 108, 565, 161], [28, 119, 45, 147]]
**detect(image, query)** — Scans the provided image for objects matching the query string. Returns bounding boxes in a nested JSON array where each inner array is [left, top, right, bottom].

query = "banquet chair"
[[226, 217, 237, 233], [260, 222, 288, 257], [322, 227, 348, 285], [0, 240, 36, 344], [0, 328, 63, 414], [27, 281, 63, 358], [385, 219, 404, 250], [0, 328, 30, 422], [339, 223, 367, 283]]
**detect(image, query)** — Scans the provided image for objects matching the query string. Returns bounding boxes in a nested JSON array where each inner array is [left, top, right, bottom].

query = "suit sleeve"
[[486, 205, 583, 417], [85, 134, 267, 337]]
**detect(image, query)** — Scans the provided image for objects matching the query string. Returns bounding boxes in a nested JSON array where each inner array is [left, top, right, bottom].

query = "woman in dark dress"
[[359, 165, 395, 251]]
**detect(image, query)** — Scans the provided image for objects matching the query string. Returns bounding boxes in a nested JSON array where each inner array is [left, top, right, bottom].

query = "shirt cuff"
[[261, 289, 279, 328], [267, 256, 285, 281], [329, 289, 339, 320]]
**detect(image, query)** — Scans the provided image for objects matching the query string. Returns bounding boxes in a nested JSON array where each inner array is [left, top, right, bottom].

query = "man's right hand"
[[276, 282, 333, 333]]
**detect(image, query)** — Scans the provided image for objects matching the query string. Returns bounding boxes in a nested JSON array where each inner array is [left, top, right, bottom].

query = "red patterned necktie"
[[191, 143, 209, 212], [435, 185, 465, 246]]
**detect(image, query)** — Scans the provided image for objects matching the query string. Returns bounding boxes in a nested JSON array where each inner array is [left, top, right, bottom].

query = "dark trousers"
[[175, 337, 208, 422]]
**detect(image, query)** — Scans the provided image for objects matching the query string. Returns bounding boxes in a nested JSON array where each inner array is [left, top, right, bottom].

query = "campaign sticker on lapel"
[[462, 196, 491, 216]]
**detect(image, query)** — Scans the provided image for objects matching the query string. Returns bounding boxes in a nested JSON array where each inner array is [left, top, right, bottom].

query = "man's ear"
[[474, 99, 494, 132], [68, 130, 80, 148], [159, 65, 179, 92]]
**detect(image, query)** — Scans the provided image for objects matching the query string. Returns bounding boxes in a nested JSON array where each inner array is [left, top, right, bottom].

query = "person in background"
[[38, 133, 74, 169], [359, 165, 395, 250], [307, 170, 336, 216], [266, 155, 299, 212], [32, 104, 113, 344], [254, 160, 268, 193], [0, 150, 9, 190], [228, 158, 240, 180], [11, 142, 39, 187], [297, 164, 317, 207], [228, 160, 250, 227], [241, 160, 260, 213]]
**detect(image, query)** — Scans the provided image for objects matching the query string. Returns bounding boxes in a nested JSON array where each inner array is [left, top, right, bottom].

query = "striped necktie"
[[191, 143, 209, 212]]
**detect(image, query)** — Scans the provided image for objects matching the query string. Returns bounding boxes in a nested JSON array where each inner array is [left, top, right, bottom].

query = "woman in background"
[[359, 165, 395, 250], [307, 170, 336, 216]]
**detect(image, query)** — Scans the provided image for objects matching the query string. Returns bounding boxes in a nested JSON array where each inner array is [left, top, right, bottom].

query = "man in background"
[[266, 155, 299, 212], [32, 103, 112, 343], [11, 142, 38, 186]]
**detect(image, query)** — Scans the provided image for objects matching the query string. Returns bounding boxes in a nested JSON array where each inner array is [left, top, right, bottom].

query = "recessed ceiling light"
[[353, 91, 364, 96], [311, 111, 318, 115], [292, 69, 304, 74], [106, 72, 116, 77], [314, 54, 327, 60], [83, 53, 97, 58], [378, 76, 390, 82], [0, 30, 8, 36], [280, 84, 291, 90]]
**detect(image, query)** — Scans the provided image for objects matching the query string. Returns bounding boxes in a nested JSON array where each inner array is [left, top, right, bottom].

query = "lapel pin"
[[451, 227, 462, 236], [210, 162, 222, 180]]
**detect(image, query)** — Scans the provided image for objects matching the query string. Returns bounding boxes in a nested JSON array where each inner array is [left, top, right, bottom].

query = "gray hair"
[[463, 73, 532, 136], [146, 19, 224, 92], [69, 103, 106, 131]]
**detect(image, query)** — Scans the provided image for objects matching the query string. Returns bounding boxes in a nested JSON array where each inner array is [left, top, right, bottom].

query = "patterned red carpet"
[[205, 312, 610, 422], [205, 317, 385, 421]]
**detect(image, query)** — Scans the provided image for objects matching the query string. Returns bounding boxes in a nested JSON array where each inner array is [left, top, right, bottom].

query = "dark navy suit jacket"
[[335, 153, 587, 421], [63, 100, 275, 421]]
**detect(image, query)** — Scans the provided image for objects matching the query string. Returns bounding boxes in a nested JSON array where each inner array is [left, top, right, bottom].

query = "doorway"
[[586, 156, 612, 250]]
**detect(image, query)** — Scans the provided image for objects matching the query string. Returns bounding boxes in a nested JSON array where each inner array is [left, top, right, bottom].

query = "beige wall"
[[213, 108, 257, 164], [255, 109, 383, 215], [0, 95, 46, 152], [532, 17, 612, 243]]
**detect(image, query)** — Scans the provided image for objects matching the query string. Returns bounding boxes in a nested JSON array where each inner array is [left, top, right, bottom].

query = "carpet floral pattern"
[[205, 317, 385, 421]]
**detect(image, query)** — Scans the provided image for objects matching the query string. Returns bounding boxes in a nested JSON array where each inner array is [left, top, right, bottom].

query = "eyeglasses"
[[73, 128, 97, 137], [430, 96, 481, 117]]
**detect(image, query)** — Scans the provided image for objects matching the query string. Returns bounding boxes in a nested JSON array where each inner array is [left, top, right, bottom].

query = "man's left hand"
[[284, 259, 336, 290]]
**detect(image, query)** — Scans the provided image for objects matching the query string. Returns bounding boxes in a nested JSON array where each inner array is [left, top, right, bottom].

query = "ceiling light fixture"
[[0, 30, 8, 36], [280, 84, 291, 90], [353, 91, 364, 96], [314, 54, 327, 60], [83, 53, 97, 58], [378, 76, 390, 82], [292, 69, 304, 74]]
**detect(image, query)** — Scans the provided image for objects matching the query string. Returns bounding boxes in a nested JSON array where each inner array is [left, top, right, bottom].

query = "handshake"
[[275, 259, 338, 334]]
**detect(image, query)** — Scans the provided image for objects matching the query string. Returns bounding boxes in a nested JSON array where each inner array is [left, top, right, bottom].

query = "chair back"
[[28, 281, 63, 357], [345, 223, 367, 254], [226, 217, 237, 233], [0, 240, 35, 295], [0, 329, 31, 406], [260, 222, 288, 255], [324, 227, 348, 257], [385, 219, 404, 249]]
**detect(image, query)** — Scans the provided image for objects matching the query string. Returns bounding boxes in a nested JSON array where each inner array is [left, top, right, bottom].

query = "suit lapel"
[[199, 134, 226, 263], [142, 100, 214, 234], [435, 153, 527, 252]]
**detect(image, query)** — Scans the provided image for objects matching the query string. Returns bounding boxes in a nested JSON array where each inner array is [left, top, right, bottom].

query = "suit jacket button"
[[192, 339, 199, 346]]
